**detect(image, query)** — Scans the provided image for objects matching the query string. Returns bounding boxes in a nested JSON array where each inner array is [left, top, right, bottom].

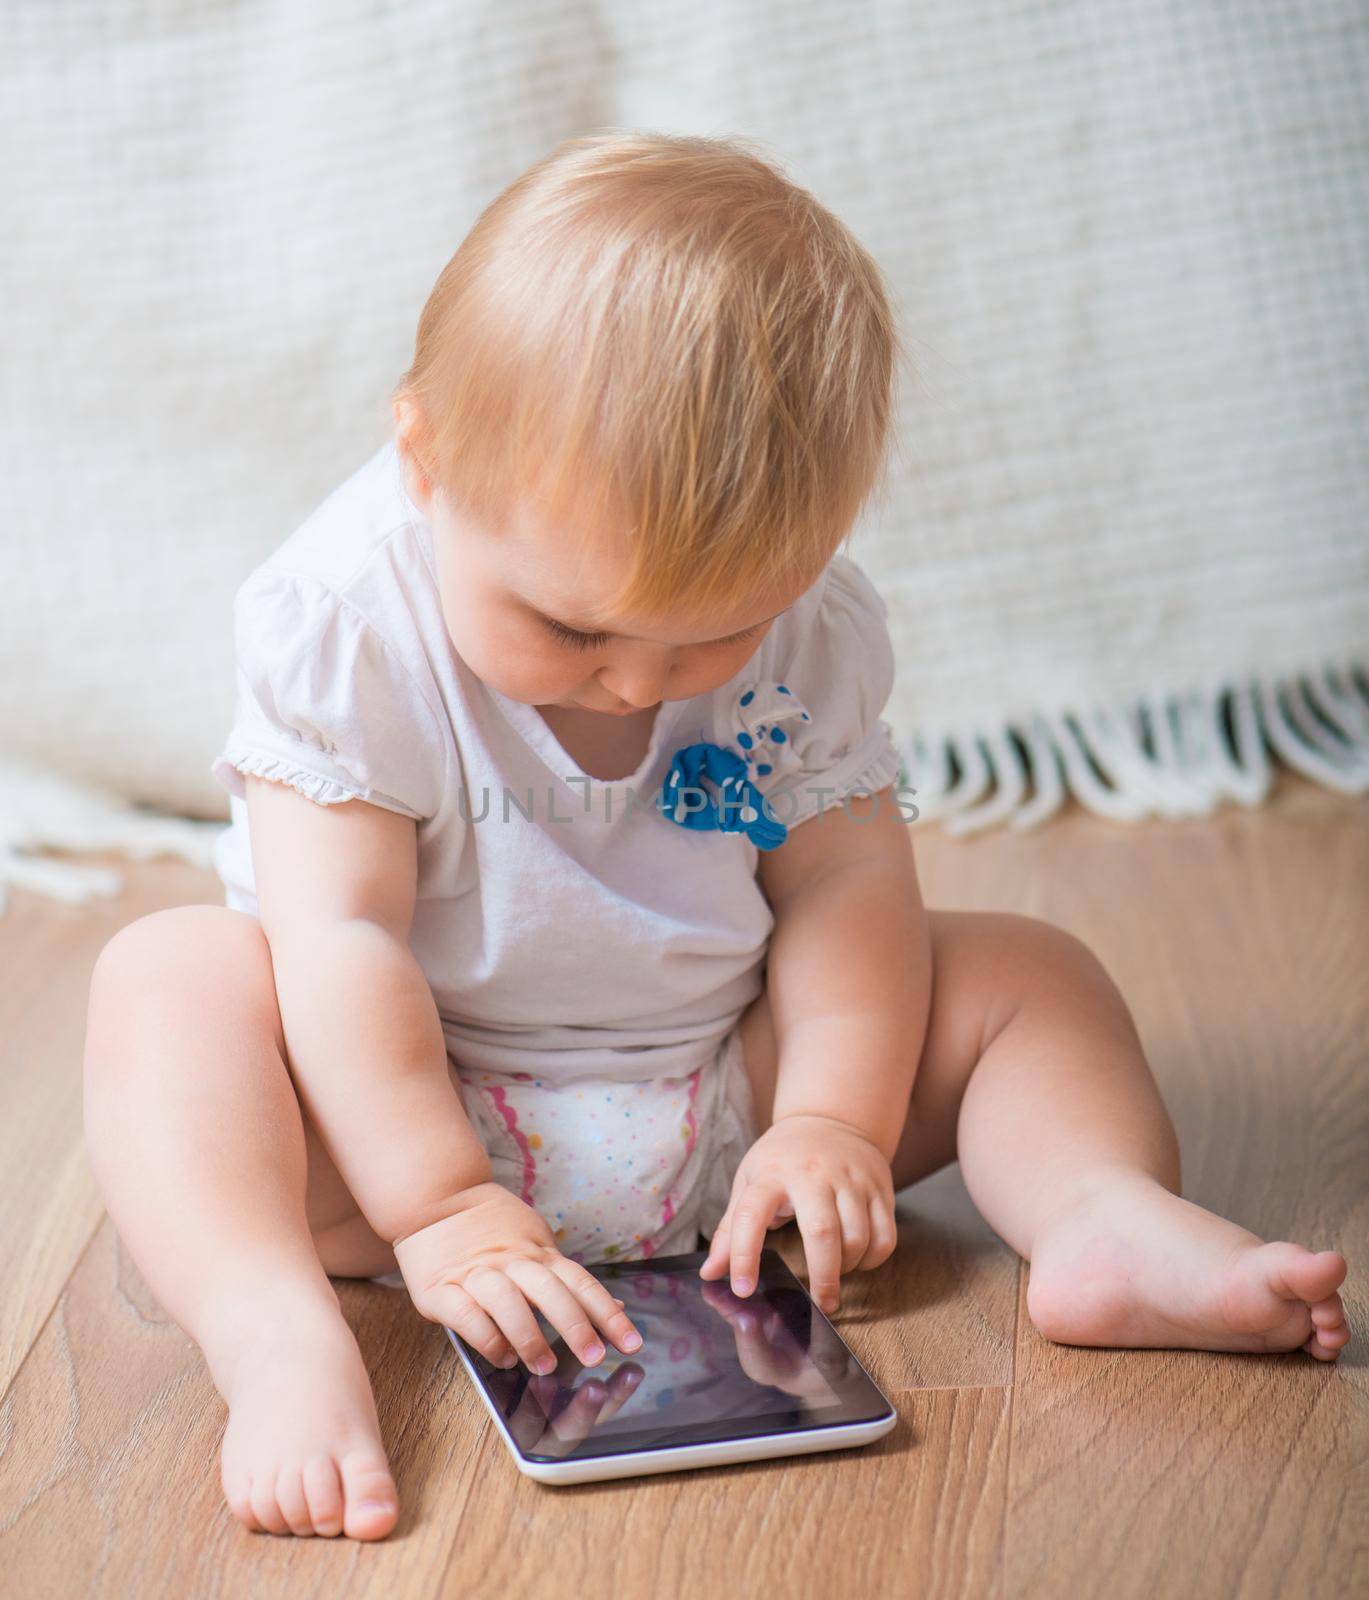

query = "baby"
[[81, 130, 1350, 1543]]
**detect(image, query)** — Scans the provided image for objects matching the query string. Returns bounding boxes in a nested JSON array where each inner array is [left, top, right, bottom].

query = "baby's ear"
[[392, 399, 434, 508], [392, 395, 422, 455]]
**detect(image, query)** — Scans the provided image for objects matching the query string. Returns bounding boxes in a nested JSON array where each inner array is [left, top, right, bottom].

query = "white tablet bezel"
[[448, 1330, 898, 1484], [445, 1248, 899, 1484]]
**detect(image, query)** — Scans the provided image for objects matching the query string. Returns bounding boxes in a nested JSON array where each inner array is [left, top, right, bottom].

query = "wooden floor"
[[0, 773, 1365, 1598]]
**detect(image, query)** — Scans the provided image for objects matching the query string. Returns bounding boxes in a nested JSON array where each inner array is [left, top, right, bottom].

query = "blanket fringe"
[[0, 754, 222, 918], [899, 658, 1369, 836], [1, 659, 1366, 914]]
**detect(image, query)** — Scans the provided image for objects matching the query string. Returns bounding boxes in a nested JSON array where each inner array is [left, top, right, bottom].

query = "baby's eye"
[[543, 617, 611, 651], [540, 616, 766, 651]]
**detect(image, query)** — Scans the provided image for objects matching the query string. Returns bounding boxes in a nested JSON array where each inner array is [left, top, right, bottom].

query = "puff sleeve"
[[725, 554, 903, 832], [210, 568, 446, 822]]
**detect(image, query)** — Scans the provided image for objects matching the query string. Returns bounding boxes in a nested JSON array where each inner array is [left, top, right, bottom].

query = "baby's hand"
[[392, 1181, 643, 1373], [698, 1114, 898, 1314]]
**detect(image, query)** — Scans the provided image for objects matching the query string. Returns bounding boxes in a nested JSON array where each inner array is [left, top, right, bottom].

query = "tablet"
[[446, 1246, 898, 1484]]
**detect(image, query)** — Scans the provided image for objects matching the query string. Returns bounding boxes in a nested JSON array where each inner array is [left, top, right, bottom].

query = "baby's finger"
[[464, 1264, 558, 1373], [858, 1194, 899, 1271], [421, 1280, 518, 1367], [726, 1184, 781, 1296], [834, 1186, 872, 1274], [699, 1210, 734, 1279], [793, 1187, 843, 1314], [503, 1258, 610, 1367], [549, 1259, 644, 1353]]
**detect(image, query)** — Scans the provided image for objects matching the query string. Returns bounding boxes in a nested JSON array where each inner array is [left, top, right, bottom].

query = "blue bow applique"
[[660, 741, 788, 850]]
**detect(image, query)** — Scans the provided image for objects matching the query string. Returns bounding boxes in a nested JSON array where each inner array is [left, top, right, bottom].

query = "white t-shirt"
[[211, 440, 903, 1088]]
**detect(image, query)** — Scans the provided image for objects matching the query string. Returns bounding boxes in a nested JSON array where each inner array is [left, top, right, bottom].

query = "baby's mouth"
[[575, 696, 657, 716]]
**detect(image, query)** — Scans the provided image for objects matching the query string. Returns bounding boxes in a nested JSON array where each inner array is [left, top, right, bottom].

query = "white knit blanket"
[[3, 0, 1366, 913]]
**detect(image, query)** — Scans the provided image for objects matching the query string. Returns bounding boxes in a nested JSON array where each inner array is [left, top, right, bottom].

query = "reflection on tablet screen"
[[472, 1268, 849, 1449]]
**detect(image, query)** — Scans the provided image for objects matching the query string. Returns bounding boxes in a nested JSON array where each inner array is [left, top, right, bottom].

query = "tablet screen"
[[450, 1248, 893, 1464]]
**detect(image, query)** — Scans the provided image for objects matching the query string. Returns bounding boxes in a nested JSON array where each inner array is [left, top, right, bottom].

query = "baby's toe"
[[339, 1448, 399, 1541], [1312, 1318, 1351, 1351], [248, 1470, 292, 1537], [274, 1465, 315, 1538], [1303, 1292, 1350, 1359], [1277, 1247, 1348, 1307], [302, 1453, 345, 1538], [1303, 1329, 1343, 1361], [1309, 1293, 1346, 1331], [222, 1470, 263, 1534]]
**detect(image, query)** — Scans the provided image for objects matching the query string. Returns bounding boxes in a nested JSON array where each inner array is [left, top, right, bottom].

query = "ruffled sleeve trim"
[[210, 745, 427, 821], [775, 720, 904, 829]]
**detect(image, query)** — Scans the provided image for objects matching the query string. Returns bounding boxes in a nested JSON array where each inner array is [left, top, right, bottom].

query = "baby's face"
[[401, 453, 807, 716]]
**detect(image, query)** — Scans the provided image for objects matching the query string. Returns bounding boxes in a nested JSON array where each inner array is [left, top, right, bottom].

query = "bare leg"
[[739, 910, 1350, 1359], [83, 905, 402, 1538]]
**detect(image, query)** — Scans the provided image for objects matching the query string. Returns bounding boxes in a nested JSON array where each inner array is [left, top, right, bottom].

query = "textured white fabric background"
[[2, 1, 1367, 909]]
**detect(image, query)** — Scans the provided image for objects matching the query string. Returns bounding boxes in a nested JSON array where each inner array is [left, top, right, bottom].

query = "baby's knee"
[[93, 903, 254, 989], [1001, 912, 1112, 984], [88, 905, 280, 1037], [979, 912, 1131, 1033]]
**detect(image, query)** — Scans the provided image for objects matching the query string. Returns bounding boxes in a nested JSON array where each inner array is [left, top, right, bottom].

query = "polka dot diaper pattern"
[[452, 1032, 757, 1265]]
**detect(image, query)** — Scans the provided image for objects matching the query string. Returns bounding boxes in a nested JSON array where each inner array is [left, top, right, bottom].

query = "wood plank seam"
[[0, 1204, 107, 1412]]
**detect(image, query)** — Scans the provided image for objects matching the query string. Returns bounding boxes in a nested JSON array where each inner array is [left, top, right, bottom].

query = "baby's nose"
[[599, 666, 669, 707]]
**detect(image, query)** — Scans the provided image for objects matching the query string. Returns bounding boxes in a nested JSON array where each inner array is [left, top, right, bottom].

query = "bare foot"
[[212, 1293, 399, 1539], [1025, 1174, 1351, 1360]]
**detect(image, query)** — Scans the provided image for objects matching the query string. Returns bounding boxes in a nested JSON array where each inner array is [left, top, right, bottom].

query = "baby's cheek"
[[454, 627, 580, 703], [679, 632, 774, 699]]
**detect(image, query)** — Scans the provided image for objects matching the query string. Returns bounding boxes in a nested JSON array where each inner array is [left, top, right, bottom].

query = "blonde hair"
[[392, 129, 903, 621]]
